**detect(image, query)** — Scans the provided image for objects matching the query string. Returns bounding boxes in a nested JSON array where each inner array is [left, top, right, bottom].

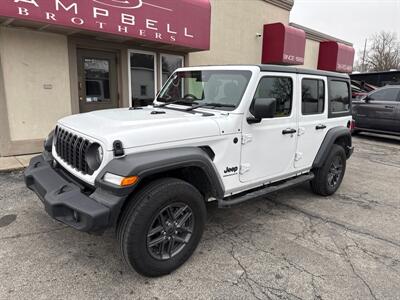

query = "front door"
[[77, 49, 119, 113], [240, 73, 298, 183]]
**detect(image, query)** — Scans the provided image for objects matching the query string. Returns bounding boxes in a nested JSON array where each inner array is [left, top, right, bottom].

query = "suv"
[[352, 85, 400, 136], [25, 65, 353, 277]]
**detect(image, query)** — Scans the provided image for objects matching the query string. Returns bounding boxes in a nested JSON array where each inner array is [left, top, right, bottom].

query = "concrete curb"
[[0, 154, 38, 173]]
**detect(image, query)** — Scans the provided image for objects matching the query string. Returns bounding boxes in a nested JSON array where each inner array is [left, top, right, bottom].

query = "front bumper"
[[24, 153, 126, 233]]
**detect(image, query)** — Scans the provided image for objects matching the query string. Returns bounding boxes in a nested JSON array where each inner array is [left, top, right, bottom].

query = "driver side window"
[[369, 88, 400, 102], [253, 76, 293, 117]]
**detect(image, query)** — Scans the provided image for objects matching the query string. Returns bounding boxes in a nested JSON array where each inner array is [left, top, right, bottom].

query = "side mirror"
[[364, 95, 370, 102], [248, 98, 276, 124]]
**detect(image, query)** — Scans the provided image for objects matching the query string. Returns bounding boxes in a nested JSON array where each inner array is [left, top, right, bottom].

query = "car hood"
[[58, 107, 221, 150]]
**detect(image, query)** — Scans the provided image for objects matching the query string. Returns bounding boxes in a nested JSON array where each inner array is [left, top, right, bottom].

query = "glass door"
[[129, 50, 156, 107], [77, 49, 119, 113], [160, 54, 184, 86]]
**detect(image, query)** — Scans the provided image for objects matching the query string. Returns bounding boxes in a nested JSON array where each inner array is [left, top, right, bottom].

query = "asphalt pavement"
[[1, 134, 399, 299]]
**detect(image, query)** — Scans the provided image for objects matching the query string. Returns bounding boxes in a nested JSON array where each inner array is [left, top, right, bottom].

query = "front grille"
[[55, 127, 92, 175]]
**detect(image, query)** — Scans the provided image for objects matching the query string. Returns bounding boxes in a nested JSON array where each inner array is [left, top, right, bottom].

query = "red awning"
[[0, 0, 211, 51], [318, 41, 355, 73], [261, 23, 306, 65]]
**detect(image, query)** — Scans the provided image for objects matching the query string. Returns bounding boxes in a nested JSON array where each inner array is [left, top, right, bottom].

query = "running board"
[[218, 173, 315, 207]]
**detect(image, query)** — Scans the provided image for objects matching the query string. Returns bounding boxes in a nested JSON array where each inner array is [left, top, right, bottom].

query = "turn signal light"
[[103, 173, 139, 187], [121, 176, 139, 187]]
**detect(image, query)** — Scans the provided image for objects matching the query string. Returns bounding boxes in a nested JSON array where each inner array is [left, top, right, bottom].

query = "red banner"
[[0, 0, 211, 50], [318, 41, 355, 73], [262, 23, 306, 65]]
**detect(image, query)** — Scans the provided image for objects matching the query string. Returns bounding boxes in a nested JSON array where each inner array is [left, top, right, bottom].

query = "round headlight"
[[86, 143, 103, 172], [96, 146, 104, 163]]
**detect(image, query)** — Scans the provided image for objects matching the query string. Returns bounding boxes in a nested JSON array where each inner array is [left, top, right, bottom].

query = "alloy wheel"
[[147, 203, 194, 261]]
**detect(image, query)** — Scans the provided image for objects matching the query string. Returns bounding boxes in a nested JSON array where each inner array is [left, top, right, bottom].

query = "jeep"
[[25, 65, 354, 277]]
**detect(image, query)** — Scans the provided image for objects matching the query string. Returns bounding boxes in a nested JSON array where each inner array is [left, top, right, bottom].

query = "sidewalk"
[[0, 154, 38, 172]]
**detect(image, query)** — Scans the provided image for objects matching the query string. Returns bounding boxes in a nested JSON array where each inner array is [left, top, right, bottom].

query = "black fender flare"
[[312, 127, 353, 169], [95, 147, 225, 199]]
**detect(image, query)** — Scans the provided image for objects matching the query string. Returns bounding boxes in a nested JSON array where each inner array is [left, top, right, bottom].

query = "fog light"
[[103, 173, 138, 187]]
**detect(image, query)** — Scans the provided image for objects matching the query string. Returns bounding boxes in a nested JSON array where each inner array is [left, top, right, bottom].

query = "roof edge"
[[290, 22, 353, 46], [263, 0, 294, 11]]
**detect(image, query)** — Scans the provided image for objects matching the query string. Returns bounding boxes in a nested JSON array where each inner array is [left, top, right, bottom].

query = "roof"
[[289, 23, 353, 47], [177, 64, 350, 79], [257, 65, 350, 79]]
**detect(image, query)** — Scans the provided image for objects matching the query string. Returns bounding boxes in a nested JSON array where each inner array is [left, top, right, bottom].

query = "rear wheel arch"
[[313, 126, 352, 169]]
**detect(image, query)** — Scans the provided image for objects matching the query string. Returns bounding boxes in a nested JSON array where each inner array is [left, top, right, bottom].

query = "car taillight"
[[347, 120, 355, 131]]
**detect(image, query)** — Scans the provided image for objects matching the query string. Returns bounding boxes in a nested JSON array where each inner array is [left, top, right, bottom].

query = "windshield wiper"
[[154, 99, 198, 108], [186, 102, 236, 111]]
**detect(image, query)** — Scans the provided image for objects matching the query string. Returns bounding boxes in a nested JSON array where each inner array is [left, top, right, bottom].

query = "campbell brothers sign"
[[0, 0, 211, 50]]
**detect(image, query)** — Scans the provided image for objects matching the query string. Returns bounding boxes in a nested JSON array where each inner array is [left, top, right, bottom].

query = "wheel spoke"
[[178, 227, 192, 234], [159, 213, 167, 229], [174, 205, 188, 220], [148, 236, 165, 248], [147, 225, 163, 238], [167, 239, 174, 257], [173, 235, 187, 244], [178, 211, 192, 227], [327, 173, 334, 186], [166, 206, 175, 221]]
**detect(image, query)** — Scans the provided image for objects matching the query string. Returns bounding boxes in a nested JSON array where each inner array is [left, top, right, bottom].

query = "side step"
[[218, 173, 315, 207]]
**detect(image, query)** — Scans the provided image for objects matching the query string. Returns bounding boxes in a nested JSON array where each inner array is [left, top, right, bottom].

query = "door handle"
[[282, 128, 297, 135], [385, 105, 395, 109], [316, 124, 327, 130]]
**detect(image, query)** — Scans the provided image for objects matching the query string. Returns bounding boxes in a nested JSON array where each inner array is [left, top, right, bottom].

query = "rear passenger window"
[[302, 79, 325, 115], [254, 77, 293, 117], [329, 81, 350, 113]]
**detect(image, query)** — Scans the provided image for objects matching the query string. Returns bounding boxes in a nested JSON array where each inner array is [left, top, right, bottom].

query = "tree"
[[357, 31, 400, 72]]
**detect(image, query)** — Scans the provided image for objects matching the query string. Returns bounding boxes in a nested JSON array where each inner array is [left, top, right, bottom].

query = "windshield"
[[156, 70, 252, 111]]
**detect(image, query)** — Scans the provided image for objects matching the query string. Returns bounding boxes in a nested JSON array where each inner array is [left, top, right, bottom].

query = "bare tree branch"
[[364, 31, 400, 72]]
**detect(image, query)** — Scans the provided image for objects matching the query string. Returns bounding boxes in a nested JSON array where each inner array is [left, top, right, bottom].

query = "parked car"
[[352, 85, 400, 136], [351, 80, 377, 99], [25, 65, 354, 277]]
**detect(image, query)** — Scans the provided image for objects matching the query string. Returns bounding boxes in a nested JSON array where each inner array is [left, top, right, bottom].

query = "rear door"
[[295, 75, 328, 169]]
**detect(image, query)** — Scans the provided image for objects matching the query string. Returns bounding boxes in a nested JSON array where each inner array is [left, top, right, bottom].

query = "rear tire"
[[117, 178, 206, 277], [311, 144, 347, 196]]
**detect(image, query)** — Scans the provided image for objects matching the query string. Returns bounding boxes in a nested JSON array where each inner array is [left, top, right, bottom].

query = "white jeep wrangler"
[[25, 65, 354, 277]]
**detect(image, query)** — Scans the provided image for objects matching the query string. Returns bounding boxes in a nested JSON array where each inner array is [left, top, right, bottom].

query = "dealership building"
[[0, 0, 354, 157]]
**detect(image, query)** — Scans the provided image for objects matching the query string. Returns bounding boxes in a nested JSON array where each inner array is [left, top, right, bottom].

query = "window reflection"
[[330, 81, 350, 112], [161, 55, 183, 86], [302, 79, 325, 115], [84, 58, 110, 102], [130, 52, 155, 106], [254, 77, 293, 117]]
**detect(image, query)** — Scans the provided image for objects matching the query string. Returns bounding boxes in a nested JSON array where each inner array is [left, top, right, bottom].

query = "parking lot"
[[1, 134, 399, 300]]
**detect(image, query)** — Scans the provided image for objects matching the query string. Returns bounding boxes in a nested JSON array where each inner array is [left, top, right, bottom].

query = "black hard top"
[[189, 64, 350, 79], [257, 64, 350, 79]]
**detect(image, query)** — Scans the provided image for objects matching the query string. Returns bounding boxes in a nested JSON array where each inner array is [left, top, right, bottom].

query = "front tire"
[[311, 144, 347, 196], [117, 178, 206, 277]]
